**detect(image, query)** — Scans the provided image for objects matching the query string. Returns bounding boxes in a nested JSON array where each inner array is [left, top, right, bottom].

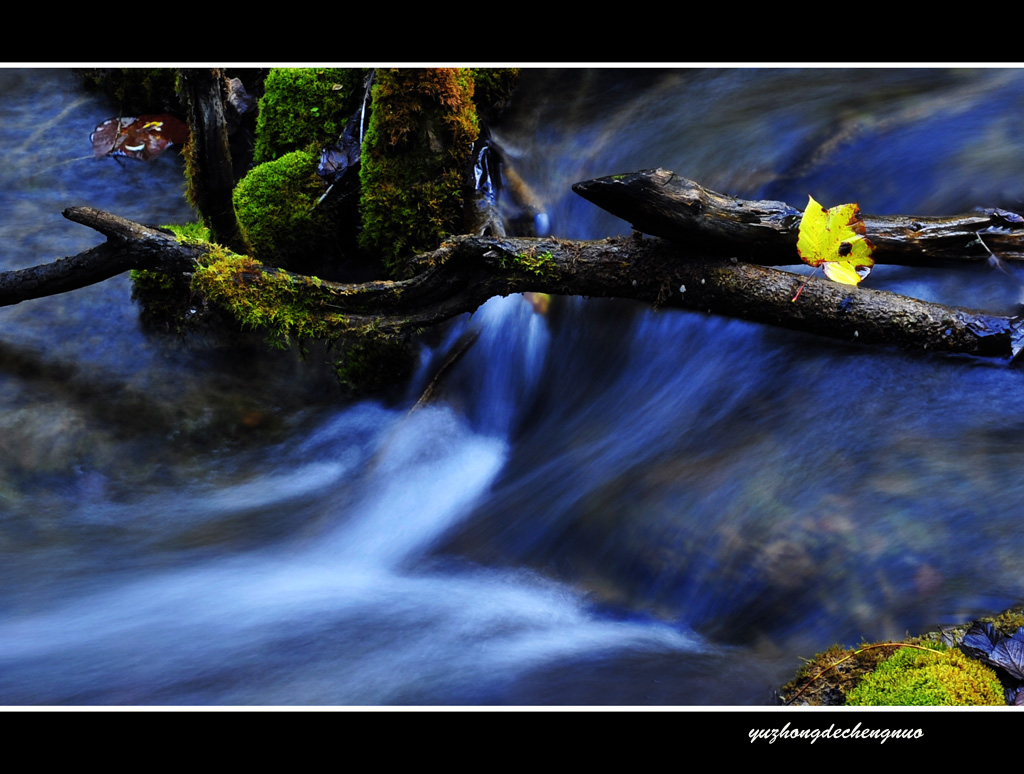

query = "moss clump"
[[253, 68, 364, 165], [845, 645, 1004, 706], [501, 249, 557, 279], [232, 149, 333, 272], [191, 248, 344, 348], [988, 605, 1024, 634], [163, 221, 212, 245], [358, 68, 480, 278]]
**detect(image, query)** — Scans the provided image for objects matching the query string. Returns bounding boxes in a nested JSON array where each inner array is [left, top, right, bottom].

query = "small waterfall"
[[0, 290, 708, 705], [317, 404, 509, 568]]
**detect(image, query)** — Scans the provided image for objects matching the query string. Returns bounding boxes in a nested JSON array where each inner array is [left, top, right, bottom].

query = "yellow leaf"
[[797, 195, 875, 286]]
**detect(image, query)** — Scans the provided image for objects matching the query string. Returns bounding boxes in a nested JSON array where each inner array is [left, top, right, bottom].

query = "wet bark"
[[0, 208, 201, 306], [176, 69, 246, 253], [1, 206, 1020, 363], [573, 168, 1024, 266]]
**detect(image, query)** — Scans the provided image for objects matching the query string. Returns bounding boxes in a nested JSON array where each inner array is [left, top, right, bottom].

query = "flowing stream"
[[2, 68, 1024, 705]]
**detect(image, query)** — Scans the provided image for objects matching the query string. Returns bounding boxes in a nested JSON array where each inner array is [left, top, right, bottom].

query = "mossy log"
[[1, 206, 1022, 363], [574, 168, 1024, 266]]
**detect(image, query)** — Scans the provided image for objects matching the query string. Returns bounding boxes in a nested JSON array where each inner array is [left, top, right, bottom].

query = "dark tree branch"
[[0, 208, 201, 306], [573, 168, 1024, 266], [2, 198, 1022, 363]]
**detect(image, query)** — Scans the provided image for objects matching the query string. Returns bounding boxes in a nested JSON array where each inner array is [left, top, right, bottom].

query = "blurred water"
[[2, 68, 1024, 705]]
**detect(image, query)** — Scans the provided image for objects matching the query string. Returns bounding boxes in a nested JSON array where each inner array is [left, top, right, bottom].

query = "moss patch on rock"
[[232, 149, 333, 272], [988, 605, 1024, 633], [781, 628, 1012, 706], [253, 68, 364, 165], [845, 645, 1004, 706]]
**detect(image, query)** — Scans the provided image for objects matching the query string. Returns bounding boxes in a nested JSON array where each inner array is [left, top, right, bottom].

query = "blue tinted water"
[[2, 68, 1024, 705]]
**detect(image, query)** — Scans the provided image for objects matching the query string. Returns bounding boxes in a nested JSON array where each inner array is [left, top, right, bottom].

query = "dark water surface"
[[1, 68, 1024, 705]]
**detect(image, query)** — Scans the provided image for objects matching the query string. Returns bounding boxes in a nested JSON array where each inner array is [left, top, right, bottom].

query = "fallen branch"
[[1, 204, 1022, 362], [0, 207, 201, 306], [573, 168, 1024, 266]]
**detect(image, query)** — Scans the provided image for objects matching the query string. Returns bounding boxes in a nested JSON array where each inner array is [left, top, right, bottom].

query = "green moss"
[[253, 68, 364, 165], [232, 149, 333, 270], [501, 249, 557, 279], [191, 248, 342, 348], [191, 248, 414, 393], [358, 68, 480, 278], [845, 646, 1004, 706], [987, 605, 1024, 633], [162, 221, 212, 245]]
